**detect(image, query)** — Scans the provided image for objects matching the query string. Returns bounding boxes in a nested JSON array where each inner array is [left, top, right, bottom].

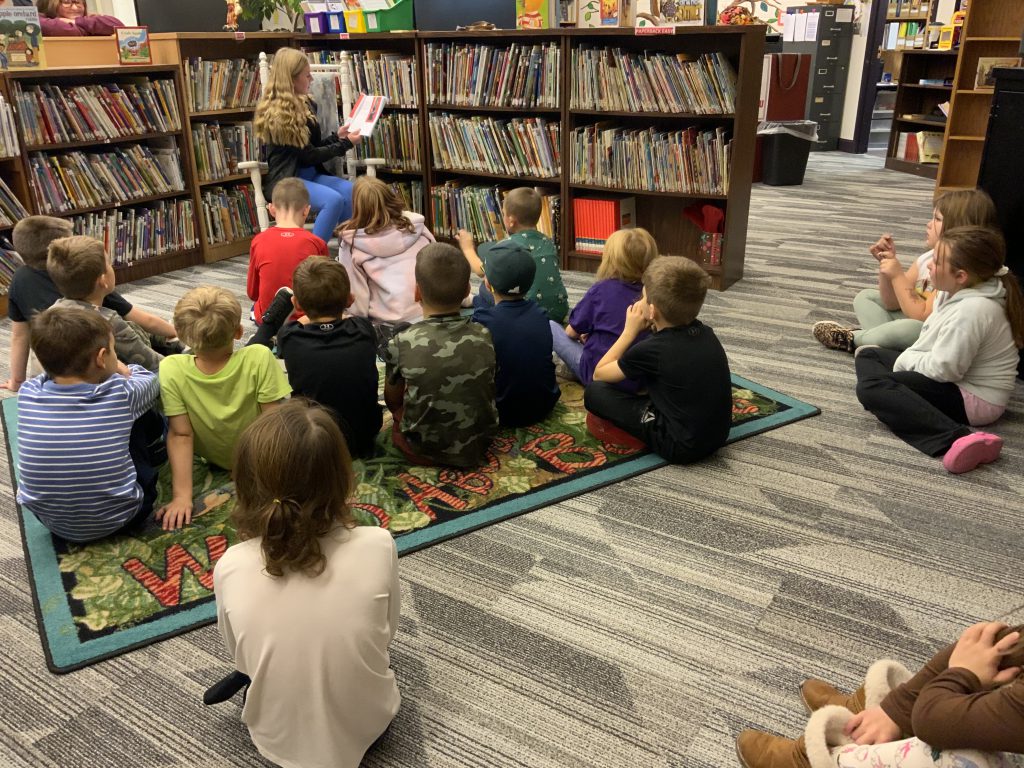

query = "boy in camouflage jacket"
[[383, 243, 498, 467]]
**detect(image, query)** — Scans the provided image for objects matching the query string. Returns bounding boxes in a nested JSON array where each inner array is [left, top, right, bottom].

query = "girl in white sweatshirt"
[[854, 226, 1023, 474], [336, 176, 435, 326]]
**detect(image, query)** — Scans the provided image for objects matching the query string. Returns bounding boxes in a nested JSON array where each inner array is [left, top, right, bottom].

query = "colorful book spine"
[[69, 199, 198, 265], [573, 196, 635, 253], [354, 113, 420, 172], [429, 182, 558, 242], [201, 184, 260, 245], [428, 113, 560, 178], [0, 176, 30, 227], [425, 42, 561, 109], [190, 121, 256, 181], [186, 58, 262, 112]]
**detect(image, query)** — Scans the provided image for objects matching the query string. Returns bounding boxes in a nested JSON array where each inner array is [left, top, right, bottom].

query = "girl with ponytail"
[[854, 226, 1022, 474], [211, 399, 400, 767]]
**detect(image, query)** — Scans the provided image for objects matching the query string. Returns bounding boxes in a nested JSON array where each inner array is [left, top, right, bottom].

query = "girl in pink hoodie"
[[336, 178, 435, 324]]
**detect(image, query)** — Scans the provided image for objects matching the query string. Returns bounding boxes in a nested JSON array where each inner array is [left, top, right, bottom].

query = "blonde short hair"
[[598, 228, 658, 283], [173, 286, 241, 353]]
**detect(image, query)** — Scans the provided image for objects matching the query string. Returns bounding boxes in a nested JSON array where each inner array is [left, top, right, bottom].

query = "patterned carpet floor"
[[0, 153, 1022, 767]]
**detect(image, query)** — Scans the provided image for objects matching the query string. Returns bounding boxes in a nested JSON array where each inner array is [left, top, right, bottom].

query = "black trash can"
[[758, 121, 818, 186]]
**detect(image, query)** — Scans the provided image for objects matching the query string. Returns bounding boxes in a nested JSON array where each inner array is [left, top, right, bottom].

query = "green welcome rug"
[[2, 375, 818, 673]]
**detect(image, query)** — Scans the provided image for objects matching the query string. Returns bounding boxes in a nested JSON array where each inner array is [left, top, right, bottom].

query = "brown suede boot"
[[799, 679, 865, 714], [735, 731, 811, 768]]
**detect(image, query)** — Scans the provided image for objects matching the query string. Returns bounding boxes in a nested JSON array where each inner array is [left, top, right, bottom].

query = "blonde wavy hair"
[[254, 47, 312, 149], [598, 227, 658, 283]]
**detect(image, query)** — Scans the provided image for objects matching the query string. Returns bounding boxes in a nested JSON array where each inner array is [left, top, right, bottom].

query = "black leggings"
[[854, 346, 972, 457]]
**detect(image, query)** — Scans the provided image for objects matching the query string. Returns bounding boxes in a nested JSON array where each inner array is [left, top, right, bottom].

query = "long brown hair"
[[939, 226, 1024, 348], [935, 188, 999, 232], [337, 176, 414, 238], [253, 47, 312, 149], [231, 399, 356, 578]]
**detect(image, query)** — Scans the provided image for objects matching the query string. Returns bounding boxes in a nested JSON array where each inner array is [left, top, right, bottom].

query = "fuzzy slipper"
[[942, 432, 1003, 474]]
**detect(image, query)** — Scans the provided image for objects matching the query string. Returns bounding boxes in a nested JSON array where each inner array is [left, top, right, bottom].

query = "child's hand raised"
[[949, 621, 1023, 687], [456, 229, 475, 252], [878, 255, 903, 280], [870, 234, 896, 262], [155, 497, 194, 531]]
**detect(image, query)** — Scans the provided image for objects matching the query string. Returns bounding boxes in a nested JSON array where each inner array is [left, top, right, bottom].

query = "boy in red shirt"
[[246, 177, 328, 324]]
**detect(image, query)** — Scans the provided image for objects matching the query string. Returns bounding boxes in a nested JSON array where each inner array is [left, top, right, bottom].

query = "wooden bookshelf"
[[885, 49, 957, 180], [0, 66, 203, 282], [936, 0, 1024, 194], [0, 29, 762, 289]]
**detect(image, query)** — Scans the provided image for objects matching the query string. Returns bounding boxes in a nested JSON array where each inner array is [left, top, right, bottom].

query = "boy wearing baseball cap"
[[473, 240, 560, 427]]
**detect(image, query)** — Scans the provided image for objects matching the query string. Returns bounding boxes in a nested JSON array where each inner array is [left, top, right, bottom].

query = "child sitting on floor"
[[383, 243, 497, 467], [246, 177, 328, 326], [854, 226, 1022, 474], [17, 306, 161, 542], [586, 256, 733, 463], [472, 240, 560, 427], [458, 187, 569, 324], [48, 235, 164, 373], [275, 257, 382, 458], [813, 189, 999, 353], [212, 400, 400, 768], [4, 217, 177, 390], [551, 227, 657, 389], [158, 286, 291, 531], [336, 176, 435, 327], [736, 620, 1024, 768]]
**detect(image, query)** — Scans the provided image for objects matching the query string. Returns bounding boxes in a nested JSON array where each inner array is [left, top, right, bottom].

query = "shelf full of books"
[[428, 114, 560, 180], [424, 41, 561, 109], [355, 113, 420, 172], [430, 182, 559, 247], [185, 58, 264, 113], [191, 121, 257, 183]]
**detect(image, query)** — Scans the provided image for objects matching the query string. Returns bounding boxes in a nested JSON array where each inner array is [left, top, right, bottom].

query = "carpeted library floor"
[[0, 153, 1022, 767]]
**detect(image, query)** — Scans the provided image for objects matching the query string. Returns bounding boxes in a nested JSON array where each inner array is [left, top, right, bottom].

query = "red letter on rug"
[[122, 535, 229, 608], [522, 433, 607, 474]]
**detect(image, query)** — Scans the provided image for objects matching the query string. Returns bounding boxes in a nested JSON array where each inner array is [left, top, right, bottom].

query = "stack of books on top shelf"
[[886, 0, 930, 17], [355, 113, 420, 172], [428, 114, 560, 179], [389, 181, 424, 214], [201, 184, 259, 245], [191, 122, 256, 181], [571, 124, 730, 195], [424, 42, 561, 109], [895, 130, 942, 163], [13, 80, 182, 146], [0, 240, 21, 295], [571, 49, 737, 115], [0, 96, 19, 158], [573, 196, 635, 253], [882, 20, 929, 50], [72, 199, 198, 265], [28, 144, 186, 214], [430, 181, 559, 245], [0, 177, 30, 227], [186, 58, 263, 113], [308, 50, 419, 108]]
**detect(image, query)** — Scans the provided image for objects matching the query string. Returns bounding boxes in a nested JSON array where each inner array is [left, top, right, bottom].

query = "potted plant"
[[237, 0, 304, 31]]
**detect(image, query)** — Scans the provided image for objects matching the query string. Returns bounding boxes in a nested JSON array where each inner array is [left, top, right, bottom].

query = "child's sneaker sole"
[[812, 321, 855, 352], [942, 433, 1003, 474]]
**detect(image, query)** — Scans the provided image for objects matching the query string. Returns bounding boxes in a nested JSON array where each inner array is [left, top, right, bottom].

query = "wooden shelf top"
[[902, 84, 952, 91], [204, 235, 255, 262], [896, 48, 958, 55], [894, 116, 947, 128], [153, 31, 293, 40], [42, 190, 192, 219], [887, 14, 931, 21], [947, 135, 985, 141], [372, 167, 424, 176], [954, 89, 997, 95], [24, 130, 181, 154], [11, 64, 180, 79], [113, 247, 200, 273], [570, 109, 735, 119], [189, 106, 258, 118], [570, 182, 728, 200], [963, 36, 1021, 42], [428, 103, 561, 114], [295, 31, 417, 42], [198, 173, 251, 187], [885, 156, 939, 179], [433, 167, 560, 184]]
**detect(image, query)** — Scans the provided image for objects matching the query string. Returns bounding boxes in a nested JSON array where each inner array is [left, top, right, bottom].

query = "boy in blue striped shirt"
[[17, 305, 162, 542]]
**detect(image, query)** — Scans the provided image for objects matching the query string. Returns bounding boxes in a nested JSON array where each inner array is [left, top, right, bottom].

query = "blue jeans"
[[297, 167, 353, 244], [549, 320, 583, 380]]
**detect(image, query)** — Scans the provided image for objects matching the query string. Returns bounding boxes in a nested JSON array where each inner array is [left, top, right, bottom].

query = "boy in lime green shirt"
[[457, 187, 568, 324], [157, 286, 290, 531]]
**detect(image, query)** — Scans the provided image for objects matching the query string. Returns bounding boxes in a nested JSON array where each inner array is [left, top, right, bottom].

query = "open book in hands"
[[343, 94, 388, 139]]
